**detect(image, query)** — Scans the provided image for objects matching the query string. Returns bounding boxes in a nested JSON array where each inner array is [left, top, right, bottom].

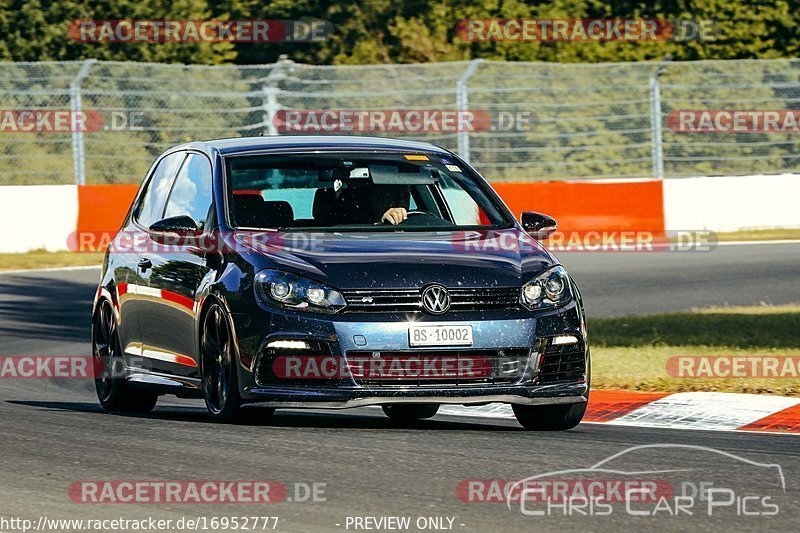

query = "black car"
[[92, 136, 590, 430]]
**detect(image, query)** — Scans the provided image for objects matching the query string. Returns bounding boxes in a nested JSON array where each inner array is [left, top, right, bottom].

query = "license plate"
[[409, 325, 474, 347]]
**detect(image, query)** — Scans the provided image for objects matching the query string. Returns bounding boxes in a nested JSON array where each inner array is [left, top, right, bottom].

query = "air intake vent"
[[537, 337, 585, 383]]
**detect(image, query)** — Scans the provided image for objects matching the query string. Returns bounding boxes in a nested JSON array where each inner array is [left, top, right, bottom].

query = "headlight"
[[521, 265, 572, 310], [255, 270, 347, 314]]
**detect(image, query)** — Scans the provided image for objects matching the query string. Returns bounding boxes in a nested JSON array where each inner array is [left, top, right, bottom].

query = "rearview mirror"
[[148, 216, 201, 246], [521, 212, 557, 239]]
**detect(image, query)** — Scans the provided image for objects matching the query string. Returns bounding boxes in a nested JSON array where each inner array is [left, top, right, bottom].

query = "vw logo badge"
[[422, 285, 451, 315]]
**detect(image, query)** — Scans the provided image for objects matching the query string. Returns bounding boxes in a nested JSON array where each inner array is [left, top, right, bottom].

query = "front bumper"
[[232, 301, 587, 407], [245, 382, 587, 409]]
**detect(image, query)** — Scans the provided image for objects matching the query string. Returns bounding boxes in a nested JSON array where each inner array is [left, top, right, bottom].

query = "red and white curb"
[[437, 390, 800, 434]]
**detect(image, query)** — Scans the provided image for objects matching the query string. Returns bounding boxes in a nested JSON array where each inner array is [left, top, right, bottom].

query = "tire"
[[200, 302, 243, 423], [512, 401, 587, 431], [382, 404, 439, 423], [514, 349, 591, 431], [92, 300, 158, 414]]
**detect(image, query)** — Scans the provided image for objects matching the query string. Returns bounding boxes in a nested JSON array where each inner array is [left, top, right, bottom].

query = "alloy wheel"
[[93, 300, 120, 402], [202, 304, 233, 415]]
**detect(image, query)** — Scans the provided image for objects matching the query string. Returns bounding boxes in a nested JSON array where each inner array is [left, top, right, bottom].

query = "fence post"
[[262, 55, 293, 136], [70, 59, 96, 185], [649, 57, 671, 180], [649, 75, 665, 179], [456, 59, 482, 163]]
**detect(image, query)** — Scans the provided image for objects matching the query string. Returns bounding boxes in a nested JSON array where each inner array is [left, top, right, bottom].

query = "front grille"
[[537, 339, 585, 383], [341, 287, 522, 314], [346, 348, 530, 387]]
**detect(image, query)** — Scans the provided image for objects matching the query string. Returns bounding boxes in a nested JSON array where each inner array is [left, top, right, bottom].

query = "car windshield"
[[224, 152, 510, 231]]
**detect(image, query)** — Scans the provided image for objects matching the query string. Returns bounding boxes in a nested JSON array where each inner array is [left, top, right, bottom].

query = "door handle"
[[138, 258, 153, 272]]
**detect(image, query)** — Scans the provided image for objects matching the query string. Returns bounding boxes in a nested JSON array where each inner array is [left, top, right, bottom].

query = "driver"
[[332, 182, 411, 225], [375, 184, 412, 225], [381, 207, 408, 225]]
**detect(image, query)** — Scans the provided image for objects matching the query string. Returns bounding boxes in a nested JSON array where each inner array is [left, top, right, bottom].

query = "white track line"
[[716, 239, 800, 246], [0, 265, 101, 276]]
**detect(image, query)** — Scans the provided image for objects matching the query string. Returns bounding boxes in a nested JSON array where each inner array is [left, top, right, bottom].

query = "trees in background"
[[0, 0, 798, 65]]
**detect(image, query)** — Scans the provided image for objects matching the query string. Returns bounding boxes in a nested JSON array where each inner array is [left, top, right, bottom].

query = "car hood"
[[235, 228, 556, 290]]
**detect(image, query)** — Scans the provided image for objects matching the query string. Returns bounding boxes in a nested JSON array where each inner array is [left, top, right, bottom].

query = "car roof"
[[178, 135, 453, 157]]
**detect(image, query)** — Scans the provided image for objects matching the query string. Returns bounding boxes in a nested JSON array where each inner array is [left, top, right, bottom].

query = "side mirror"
[[521, 212, 557, 239], [148, 216, 201, 246]]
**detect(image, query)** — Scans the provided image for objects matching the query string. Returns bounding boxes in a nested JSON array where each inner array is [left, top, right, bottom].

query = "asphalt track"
[[0, 243, 799, 532]]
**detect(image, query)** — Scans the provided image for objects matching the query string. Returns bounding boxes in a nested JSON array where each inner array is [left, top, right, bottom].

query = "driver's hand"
[[381, 207, 408, 225]]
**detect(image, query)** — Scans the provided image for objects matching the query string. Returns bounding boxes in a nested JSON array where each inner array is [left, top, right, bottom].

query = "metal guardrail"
[[1, 58, 799, 185]]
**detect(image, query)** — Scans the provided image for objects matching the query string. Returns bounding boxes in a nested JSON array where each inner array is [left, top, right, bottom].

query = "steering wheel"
[[396, 209, 449, 227]]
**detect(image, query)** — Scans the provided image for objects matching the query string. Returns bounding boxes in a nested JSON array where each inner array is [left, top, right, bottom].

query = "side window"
[[135, 152, 186, 228], [164, 154, 214, 230], [438, 174, 483, 226], [409, 195, 418, 211]]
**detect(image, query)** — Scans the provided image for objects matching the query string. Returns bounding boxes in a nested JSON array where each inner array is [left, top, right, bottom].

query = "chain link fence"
[[1, 58, 799, 185]]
